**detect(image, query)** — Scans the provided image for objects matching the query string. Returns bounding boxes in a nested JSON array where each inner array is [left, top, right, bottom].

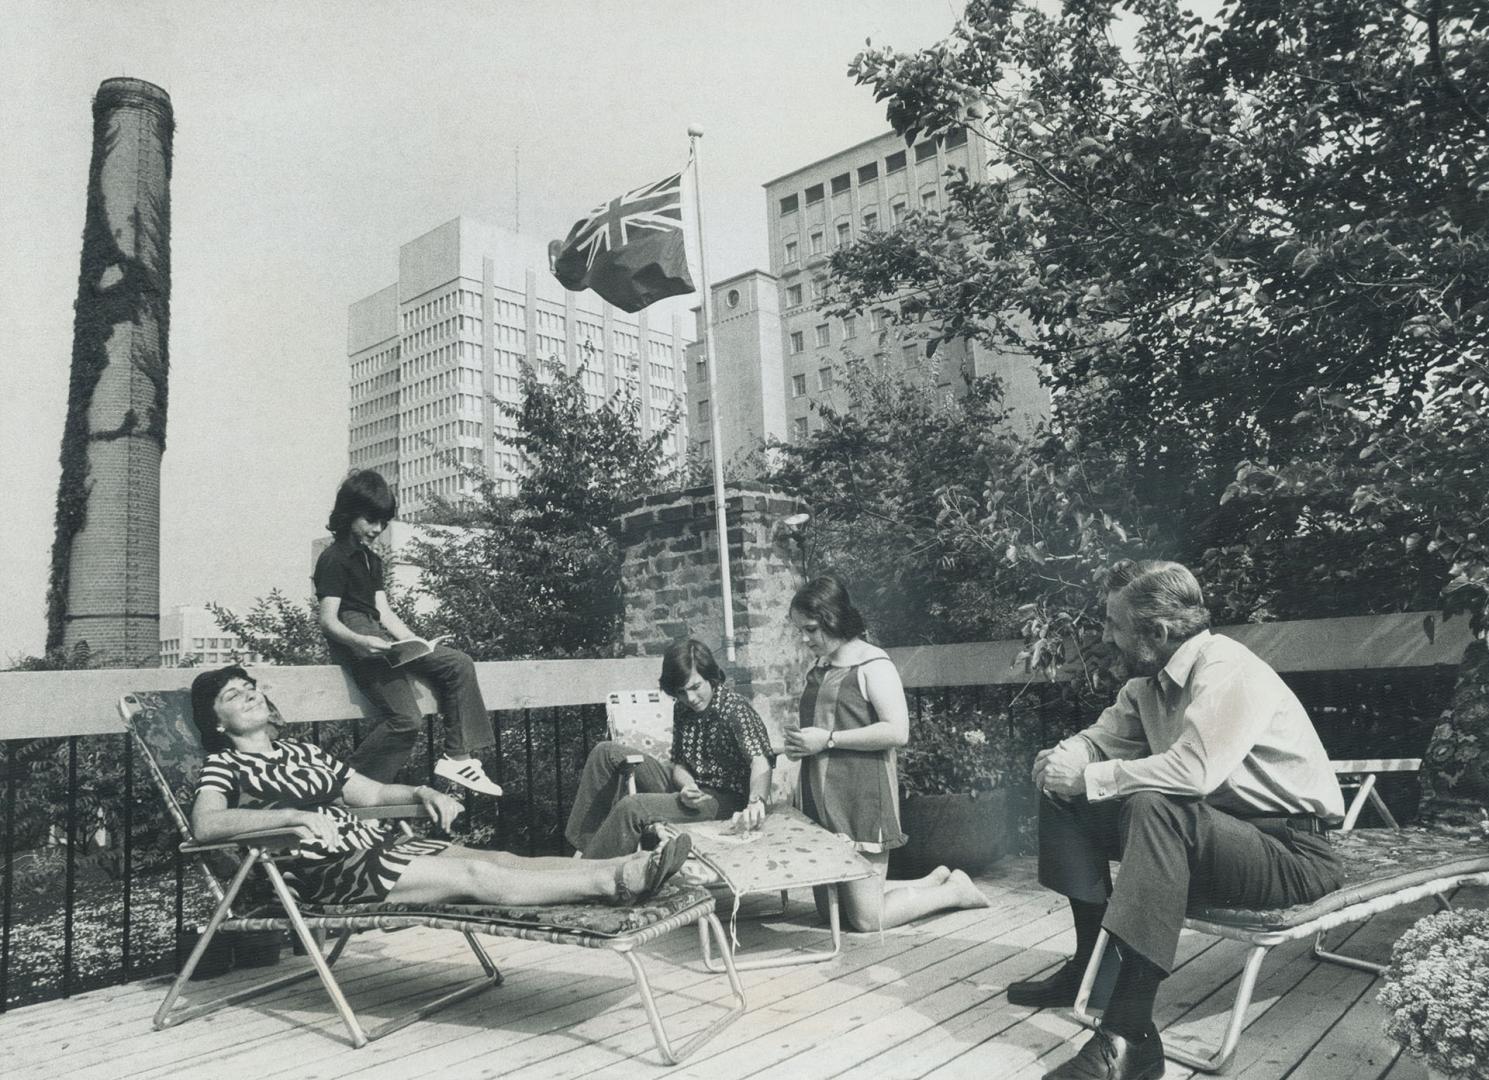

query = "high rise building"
[[159, 605, 262, 668], [688, 129, 1048, 465], [348, 218, 692, 515]]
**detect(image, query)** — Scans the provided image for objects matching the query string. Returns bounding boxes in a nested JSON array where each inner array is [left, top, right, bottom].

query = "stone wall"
[[618, 483, 808, 749]]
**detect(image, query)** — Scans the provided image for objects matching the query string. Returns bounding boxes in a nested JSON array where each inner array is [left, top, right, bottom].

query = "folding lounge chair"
[[121, 689, 745, 1063], [1071, 758, 1489, 1074]]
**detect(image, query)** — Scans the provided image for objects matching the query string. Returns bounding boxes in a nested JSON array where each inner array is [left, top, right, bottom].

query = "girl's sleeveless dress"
[[798, 654, 907, 853]]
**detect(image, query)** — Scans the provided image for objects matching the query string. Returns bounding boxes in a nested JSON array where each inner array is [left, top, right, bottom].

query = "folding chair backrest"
[[606, 689, 675, 763]]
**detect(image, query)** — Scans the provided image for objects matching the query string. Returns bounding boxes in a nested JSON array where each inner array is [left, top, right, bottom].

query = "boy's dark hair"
[[658, 639, 726, 695], [327, 469, 397, 539], [789, 575, 867, 642], [190, 665, 254, 754]]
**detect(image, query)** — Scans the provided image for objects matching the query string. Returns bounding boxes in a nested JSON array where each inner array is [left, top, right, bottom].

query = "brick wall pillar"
[[618, 483, 809, 753]]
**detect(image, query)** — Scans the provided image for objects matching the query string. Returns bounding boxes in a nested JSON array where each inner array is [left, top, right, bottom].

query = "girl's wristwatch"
[[825, 731, 836, 751]]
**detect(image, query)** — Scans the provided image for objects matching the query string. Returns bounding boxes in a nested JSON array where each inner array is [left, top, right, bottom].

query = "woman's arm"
[[190, 788, 338, 846], [831, 658, 910, 751], [317, 596, 391, 658], [374, 590, 417, 641], [341, 771, 463, 831]]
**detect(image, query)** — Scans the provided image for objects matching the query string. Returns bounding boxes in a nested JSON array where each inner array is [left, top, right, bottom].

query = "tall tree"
[[829, 0, 1488, 628]]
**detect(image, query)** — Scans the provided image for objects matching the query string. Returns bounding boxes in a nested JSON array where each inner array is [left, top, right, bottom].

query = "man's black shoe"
[[1044, 1025, 1164, 1080], [1008, 960, 1085, 1007]]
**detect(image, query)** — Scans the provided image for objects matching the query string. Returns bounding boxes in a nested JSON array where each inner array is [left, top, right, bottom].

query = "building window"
[[790, 330, 805, 354], [786, 284, 803, 307], [792, 374, 807, 397], [836, 221, 851, 247], [857, 161, 879, 184], [830, 172, 851, 195], [818, 367, 833, 391], [779, 194, 798, 216], [872, 308, 887, 331], [793, 417, 809, 441], [698, 399, 710, 421], [915, 139, 938, 163], [892, 200, 908, 225], [809, 231, 824, 254], [725, 288, 741, 308], [903, 343, 920, 365], [921, 189, 938, 210], [885, 150, 906, 173], [815, 323, 830, 347], [862, 209, 878, 231], [784, 238, 798, 264], [805, 183, 824, 205], [944, 126, 968, 148], [842, 314, 857, 339]]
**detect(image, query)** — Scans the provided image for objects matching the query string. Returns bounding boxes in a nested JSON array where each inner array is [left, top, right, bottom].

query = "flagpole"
[[687, 125, 737, 663]]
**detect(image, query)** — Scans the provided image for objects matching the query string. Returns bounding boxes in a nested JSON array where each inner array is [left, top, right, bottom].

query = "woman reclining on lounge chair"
[[187, 665, 690, 908]]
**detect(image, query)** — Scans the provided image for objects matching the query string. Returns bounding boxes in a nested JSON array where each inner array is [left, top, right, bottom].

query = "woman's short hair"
[[190, 665, 254, 754], [789, 575, 867, 642], [1106, 559, 1211, 643], [326, 469, 397, 540], [658, 639, 726, 695]]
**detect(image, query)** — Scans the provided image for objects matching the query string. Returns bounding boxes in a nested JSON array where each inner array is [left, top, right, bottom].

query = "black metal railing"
[[0, 702, 606, 1013]]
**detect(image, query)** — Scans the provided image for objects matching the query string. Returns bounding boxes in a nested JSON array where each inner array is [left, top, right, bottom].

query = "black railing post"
[[1, 742, 16, 1012], [121, 733, 134, 984], [426, 716, 437, 786], [491, 711, 506, 851], [62, 737, 78, 998], [523, 709, 536, 857], [552, 711, 564, 854]]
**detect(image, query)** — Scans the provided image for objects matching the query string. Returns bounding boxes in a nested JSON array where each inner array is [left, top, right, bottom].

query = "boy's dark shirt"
[[312, 538, 383, 620]]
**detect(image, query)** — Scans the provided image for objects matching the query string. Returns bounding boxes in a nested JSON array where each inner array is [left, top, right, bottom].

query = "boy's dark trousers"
[[1036, 790, 1344, 972], [563, 741, 743, 858], [332, 610, 493, 785]]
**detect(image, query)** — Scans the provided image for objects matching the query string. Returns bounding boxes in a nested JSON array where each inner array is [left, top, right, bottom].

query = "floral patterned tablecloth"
[[680, 806, 877, 896]]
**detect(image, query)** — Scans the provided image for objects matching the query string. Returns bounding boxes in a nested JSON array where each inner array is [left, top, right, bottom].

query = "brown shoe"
[[1044, 1026, 1164, 1080]]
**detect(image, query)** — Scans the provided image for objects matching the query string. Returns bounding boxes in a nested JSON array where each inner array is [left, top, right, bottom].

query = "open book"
[[385, 635, 450, 668]]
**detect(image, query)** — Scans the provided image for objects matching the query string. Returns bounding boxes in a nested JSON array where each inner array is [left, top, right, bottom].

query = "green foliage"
[[899, 699, 1014, 796], [209, 591, 329, 665], [819, 0, 1488, 664], [408, 357, 682, 660]]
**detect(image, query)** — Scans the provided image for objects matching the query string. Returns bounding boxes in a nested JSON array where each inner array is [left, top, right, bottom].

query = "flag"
[[549, 172, 695, 313]]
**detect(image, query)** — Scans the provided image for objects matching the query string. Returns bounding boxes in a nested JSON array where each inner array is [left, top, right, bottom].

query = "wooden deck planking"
[[4, 862, 1475, 1080]]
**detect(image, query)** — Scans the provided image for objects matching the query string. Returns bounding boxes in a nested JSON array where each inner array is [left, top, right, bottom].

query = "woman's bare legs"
[[885, 865, 953, 891], [837, 855, 990, 932], [387, 846, 653, 906]]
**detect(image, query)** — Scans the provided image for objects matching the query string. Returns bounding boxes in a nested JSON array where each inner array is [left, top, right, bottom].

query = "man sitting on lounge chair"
[[1013, 561, 1345, 1080], [187, 665, 690, 909]]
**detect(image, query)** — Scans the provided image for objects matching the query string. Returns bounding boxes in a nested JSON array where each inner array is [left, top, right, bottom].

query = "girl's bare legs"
[[838, 855, 990, 933], [386, 846, 652, 906], [885, 865, 953, 891]]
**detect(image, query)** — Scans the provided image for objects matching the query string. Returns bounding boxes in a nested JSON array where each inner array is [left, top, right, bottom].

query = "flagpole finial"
[[687, 125, 704, 138]]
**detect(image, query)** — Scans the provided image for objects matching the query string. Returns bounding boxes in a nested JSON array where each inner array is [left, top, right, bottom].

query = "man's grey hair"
[[1106, 559, 1212, 643]]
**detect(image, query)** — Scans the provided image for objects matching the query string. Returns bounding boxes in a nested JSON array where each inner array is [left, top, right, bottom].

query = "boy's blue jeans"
[[331, 610, 494, 785]]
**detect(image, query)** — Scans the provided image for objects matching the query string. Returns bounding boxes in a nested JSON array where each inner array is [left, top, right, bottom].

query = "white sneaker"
[[434, 757, 503, 796]]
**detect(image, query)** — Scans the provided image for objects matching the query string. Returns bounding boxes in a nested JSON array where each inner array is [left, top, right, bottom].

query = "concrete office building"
[[688, 129, 1048, 467], [349, 218, 692, 516], [159, 605, 262, 668]]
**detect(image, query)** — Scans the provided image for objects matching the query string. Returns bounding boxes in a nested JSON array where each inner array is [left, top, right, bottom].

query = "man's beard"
[[1118, 641, 1164, 678]]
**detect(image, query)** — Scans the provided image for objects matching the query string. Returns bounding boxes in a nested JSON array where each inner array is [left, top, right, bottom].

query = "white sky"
[[0, 0, 979, 663]]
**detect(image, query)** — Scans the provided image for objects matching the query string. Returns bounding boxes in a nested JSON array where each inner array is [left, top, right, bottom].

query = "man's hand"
[[1032, 740, 1090, 800], [677, 784, 708, 810]]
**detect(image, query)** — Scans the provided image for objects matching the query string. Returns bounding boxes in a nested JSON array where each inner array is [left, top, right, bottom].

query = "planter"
[[890, 789, 1009, 879], [176, 926, 235, 980], [227, 928, 285, 968]]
